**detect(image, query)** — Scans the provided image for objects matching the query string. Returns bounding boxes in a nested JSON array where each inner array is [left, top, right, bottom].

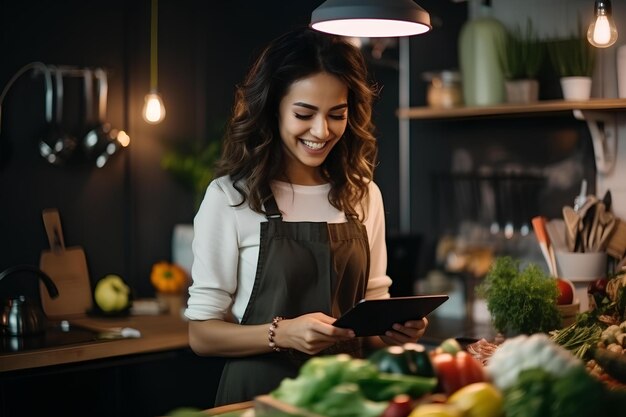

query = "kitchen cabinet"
[[0, 315, 225, 417], [1, 348, 224, 417]]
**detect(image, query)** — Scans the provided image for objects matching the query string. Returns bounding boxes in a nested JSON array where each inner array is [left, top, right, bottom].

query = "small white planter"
[[560, 76, 592, 100]]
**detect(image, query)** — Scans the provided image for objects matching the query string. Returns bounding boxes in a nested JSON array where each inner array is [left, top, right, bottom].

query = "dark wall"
[[0, 0, 133, 298], [0, 0, 591, 300], [0, 0, 336, 299], [373, 0, 468, 236], [0, 0, 470, 300]]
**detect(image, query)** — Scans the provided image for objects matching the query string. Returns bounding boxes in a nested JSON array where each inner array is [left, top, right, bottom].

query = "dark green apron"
[[214, 192, 371, 406]]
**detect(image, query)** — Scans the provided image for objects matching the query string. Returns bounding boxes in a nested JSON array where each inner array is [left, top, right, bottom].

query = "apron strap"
[[263, 191, 282, 219]]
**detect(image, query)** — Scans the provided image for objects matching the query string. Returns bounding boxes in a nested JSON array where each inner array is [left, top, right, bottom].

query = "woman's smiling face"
[[277, 71, 348, 185]]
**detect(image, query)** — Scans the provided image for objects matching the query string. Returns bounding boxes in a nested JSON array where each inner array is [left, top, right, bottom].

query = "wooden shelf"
[[397, 98, 626, 120]]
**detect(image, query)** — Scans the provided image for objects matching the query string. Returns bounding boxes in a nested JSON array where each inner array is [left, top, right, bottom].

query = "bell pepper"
[[369, 343, 436, 378], [150, 261, 187, 294], [430, 351, 485, 395]]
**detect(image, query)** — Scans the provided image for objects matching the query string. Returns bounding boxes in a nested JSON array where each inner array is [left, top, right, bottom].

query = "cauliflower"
[[486, 333, 582, 390], [600, 325, 621, 345]]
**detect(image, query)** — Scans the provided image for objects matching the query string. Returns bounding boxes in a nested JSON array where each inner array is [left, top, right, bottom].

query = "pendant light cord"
[[150, 0, 158, 92]]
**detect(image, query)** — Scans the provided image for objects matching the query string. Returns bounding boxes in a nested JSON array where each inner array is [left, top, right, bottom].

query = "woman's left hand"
[[379, 317, 428, 345]]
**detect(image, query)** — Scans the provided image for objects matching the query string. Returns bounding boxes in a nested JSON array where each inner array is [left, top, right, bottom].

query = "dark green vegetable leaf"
[[550, 367, 604, 417], [271, 354, 437, 413], [503, 365, 626, 417], [503, 368, 553, 417], [310, 383, 388, 417], [357, 372, 437, 402]]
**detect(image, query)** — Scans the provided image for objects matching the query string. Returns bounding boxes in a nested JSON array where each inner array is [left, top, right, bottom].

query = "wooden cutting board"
[[39, 208, 93, 318]]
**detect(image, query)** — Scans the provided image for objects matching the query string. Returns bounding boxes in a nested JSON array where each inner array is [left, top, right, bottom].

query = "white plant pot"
[[172, 224, 194, 275], [560, 76, 592, 100]]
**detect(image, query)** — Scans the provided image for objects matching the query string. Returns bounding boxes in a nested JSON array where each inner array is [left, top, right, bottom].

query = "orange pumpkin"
[[150, 261, 187, 294]]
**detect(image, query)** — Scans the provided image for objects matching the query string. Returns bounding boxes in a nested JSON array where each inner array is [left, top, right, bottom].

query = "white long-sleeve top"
[[184, 176, 392, 322]]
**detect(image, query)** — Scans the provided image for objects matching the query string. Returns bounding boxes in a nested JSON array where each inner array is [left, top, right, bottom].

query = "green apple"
[[94, 274, 131, 312]]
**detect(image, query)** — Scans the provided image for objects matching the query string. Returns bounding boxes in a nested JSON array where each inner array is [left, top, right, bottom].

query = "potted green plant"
[[547, 30, 596, 100], [477, 256, 561, 336], [161, 119, 224, 209], [161, 139, 221, 209], [497, 20, 544, 103]]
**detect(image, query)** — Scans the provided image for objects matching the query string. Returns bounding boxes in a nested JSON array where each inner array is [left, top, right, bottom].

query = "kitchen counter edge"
[[0, 314, 189, 372]]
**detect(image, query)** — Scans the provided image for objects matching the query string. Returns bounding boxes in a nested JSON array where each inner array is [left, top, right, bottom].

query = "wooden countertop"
[[0, 312, 496, 374], [0, 314, 189, 373]]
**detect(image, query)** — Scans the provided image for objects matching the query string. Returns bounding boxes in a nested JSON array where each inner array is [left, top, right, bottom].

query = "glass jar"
[[424, 71, 463, 108]]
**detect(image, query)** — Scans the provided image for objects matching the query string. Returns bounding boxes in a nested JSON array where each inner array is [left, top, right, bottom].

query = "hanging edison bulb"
[[587, 0, 618, 48], [143, 91, 166, 124], [143, 0, 165, 124]]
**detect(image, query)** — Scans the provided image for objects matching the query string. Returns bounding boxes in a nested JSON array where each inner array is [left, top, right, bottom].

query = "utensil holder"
[[555, 251, 607, 312]]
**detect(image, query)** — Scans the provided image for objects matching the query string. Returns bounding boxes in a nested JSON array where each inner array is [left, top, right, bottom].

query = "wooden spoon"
[[587, 202, 604, 252], [576, 194, 598, 218], [546, 219, 567, 252], [596, 211, 617, 252], [607, 219, 626, 260], [579, 199, 598, 252], [562, 206, 581, 252]]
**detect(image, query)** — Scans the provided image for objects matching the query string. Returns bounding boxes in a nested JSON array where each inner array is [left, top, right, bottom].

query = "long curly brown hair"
[[215, 27, 378, 219]]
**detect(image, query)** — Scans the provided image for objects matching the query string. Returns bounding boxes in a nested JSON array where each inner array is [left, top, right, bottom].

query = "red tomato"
[[556, 278, 574, 305], [431, 351, 485, 395]]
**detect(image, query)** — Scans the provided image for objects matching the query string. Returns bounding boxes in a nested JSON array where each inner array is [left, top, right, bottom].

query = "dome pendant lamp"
[[142, 0, 166, 124], [311, 0, 432, 38]]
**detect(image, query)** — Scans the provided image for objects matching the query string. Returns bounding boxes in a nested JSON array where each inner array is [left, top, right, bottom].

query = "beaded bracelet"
[[268, 316, 284, 352]]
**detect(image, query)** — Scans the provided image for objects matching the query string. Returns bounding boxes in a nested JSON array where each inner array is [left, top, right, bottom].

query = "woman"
[[185, 27, 428, 405]]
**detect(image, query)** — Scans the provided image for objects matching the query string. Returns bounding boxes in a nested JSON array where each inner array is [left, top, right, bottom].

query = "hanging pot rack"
[[0, 62, 129, 168]]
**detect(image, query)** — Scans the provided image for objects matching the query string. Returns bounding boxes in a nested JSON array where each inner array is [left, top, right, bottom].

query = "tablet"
[[333, 295, 449, 337]]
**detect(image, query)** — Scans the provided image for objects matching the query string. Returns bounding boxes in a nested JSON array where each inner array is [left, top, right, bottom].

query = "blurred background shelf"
[[398, 98, 626, 120]]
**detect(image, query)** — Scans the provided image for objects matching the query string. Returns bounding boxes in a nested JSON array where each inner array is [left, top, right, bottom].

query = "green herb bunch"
[[498, 20, 544, 80], [477, 256, 561, 335]]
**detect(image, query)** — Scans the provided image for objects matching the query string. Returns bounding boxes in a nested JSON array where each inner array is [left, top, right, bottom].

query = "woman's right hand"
[[274, 312, 355, 355]]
